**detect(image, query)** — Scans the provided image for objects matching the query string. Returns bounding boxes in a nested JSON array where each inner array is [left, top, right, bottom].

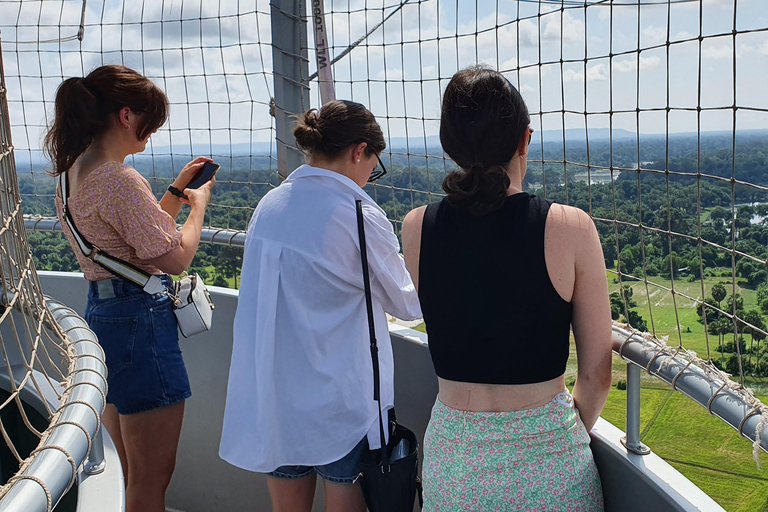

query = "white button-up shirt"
[[219, 165, 422, 472]]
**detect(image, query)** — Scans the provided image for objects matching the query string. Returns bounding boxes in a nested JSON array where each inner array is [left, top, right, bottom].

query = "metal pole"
[[84, 426, 106, 475], [270, 0, 310, 181], [622, 363, 650, 455]]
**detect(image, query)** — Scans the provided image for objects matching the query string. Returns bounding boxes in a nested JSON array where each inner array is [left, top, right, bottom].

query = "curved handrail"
[[24, 216, 247, 249], [612, 323, 768, 457], [0, 296, 107, 512]]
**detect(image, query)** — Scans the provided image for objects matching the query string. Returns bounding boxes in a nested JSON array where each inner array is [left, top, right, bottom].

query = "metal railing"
[[0, 296, 107, 512]]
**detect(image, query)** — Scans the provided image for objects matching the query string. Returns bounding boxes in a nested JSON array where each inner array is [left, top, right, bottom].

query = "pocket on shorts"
[[89, 315, 139, 374]]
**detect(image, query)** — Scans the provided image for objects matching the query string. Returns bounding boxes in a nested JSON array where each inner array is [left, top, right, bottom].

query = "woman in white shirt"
[[219, 100, 422, 512]]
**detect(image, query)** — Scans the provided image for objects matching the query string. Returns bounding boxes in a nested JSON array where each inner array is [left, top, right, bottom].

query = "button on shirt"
[[219, 165, 422, 472]]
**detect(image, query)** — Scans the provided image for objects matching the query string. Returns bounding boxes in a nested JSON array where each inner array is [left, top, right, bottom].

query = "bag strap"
[[355, 199, 389, 466], [59, 173, 167, 295]]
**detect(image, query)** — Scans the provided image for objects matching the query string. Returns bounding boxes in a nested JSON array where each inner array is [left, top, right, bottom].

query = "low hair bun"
[[293, 109, 324, 153], [442, 163, 510, 216]]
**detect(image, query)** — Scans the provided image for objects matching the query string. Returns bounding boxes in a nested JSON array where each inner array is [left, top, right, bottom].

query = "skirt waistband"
[[432, 390, 579, 437]]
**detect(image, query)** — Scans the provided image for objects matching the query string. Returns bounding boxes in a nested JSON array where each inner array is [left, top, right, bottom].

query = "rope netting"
[[0, 33, 107, 510], [2, 0, 768, 492], [306, 0, 768, 395]]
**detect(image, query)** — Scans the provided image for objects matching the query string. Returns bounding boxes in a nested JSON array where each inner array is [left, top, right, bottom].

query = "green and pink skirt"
[[422, 391, 604, 511]]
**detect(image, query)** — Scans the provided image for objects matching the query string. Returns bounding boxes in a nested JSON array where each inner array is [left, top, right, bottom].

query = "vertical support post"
[[622, 363, 650, 455], [271, 0, 310, 181], [311, 0, 336, 105], [84, 425, 106, 475]]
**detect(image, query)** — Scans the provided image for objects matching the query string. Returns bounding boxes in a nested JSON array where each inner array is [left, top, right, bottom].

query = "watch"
[[168, 185, 186, 199]]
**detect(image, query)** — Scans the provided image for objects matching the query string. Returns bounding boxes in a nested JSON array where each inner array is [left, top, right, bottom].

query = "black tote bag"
[[355, 199, 422, 512]]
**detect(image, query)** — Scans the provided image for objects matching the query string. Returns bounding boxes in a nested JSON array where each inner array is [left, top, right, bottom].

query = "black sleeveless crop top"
[[418, 193, 573, 385]]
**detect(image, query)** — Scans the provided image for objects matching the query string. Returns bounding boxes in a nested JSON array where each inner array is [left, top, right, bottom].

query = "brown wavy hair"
[[440, 66, 530, 215], [44, 65, 169, 175]]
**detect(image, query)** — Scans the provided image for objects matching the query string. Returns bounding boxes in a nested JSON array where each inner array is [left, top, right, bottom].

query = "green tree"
[[711, 283, 727, 307], [742, 309, 766, 366], [212, 274, 229, 288], [697, 297, 720, 323], [726, 293, 744, 316], [757, 283, 768, 303], [213, 246, 244, 288], [627, 310, 648, 332]]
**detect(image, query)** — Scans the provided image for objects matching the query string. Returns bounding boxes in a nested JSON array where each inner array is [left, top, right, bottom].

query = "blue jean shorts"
[[268, 436, 368, 484], [84, 275, 191, 415]]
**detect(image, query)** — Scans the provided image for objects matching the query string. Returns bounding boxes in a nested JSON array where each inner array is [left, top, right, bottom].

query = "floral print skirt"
[[422, 392, 604, 511]]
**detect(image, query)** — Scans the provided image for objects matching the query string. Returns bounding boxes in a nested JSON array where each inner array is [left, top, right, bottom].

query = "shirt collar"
[[286, 164, 365, 195]]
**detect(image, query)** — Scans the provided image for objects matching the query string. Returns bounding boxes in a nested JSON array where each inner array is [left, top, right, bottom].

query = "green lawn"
[[602, 373, 768, 512], [608, 274, 762, 359]]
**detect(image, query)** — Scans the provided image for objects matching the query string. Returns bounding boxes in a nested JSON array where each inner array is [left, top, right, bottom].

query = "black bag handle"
[[356, 199, 389, 466]]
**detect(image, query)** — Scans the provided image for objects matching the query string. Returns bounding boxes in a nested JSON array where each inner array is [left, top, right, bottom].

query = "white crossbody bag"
[[59, 173, 214, 338]]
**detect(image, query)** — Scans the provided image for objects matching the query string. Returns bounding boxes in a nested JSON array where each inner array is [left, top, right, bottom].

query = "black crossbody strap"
[[59, 173, 167, 295], [355, 199, 389, 466]]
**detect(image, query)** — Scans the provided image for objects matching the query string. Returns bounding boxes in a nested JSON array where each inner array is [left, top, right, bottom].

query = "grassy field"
[[607, 272, 768, 390], [600, 366, 768, 512]]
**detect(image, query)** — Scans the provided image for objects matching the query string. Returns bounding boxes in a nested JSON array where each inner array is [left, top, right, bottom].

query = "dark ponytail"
[[440, 65, 530, 216], [45, 65, 169, 175], [293, 100, 385, 159]]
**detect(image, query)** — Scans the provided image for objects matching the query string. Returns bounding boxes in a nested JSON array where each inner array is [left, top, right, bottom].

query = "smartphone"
[[186, 161, 220, 190]]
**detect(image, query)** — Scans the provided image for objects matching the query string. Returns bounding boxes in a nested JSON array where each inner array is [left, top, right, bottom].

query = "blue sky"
[[1, 0, 766, 157]]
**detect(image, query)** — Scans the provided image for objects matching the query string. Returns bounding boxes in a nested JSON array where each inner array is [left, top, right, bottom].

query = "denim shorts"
[[268, 436, 368, 484], [84, 275, 191, 415]]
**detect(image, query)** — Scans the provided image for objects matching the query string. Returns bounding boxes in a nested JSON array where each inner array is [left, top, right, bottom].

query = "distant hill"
[[14, 129, 767, 173]]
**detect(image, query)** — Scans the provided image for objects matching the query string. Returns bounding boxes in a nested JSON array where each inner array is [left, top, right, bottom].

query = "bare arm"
[[149, 178, 215, 275], [569, 208, 612, 432], [401, 206, 426, 290]]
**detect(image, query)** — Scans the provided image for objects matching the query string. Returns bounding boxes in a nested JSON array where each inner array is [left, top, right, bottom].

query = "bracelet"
[[168, 185, 186, 199]]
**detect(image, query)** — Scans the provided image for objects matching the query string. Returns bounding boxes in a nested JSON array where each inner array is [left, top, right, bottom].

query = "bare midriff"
[[437, 374, 566, 412]]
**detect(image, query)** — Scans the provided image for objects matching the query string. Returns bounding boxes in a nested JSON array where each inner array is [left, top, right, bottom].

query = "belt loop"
[[96, 280, 117, 299]]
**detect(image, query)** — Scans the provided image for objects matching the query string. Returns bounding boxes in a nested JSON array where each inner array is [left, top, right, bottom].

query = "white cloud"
[[613, 59, 636, 73], [500, 58, 519, 71], [563, 68, 583, 83], [563, 64, 607, 83], [643, 25, 667, 46], [377, 68, 402, 80], [587, 63, 608, 82], [610, 55, 661, 75], [762, 41, 768, 55], [737, 44, 755, 57], [703, 44, 733, 59], [674, 31, 695, 41], [640, 55, 661, 71], [518, 11, 586, 47]]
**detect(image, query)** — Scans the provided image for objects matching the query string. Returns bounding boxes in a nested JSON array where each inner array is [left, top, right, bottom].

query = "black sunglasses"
[[367, 153, 388, 183]]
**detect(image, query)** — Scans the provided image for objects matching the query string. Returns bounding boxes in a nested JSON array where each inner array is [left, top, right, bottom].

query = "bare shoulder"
[[547, 202, 592, 226], [402, 205, 427, 241], [403, 205, 427, 225], [547, 203, 597, 242]]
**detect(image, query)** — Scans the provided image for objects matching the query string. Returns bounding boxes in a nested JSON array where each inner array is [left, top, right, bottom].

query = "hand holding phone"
[[186, 161, 220, 190]]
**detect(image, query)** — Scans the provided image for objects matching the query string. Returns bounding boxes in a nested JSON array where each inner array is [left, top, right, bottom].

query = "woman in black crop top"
[[402, 66, 612, 511]]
